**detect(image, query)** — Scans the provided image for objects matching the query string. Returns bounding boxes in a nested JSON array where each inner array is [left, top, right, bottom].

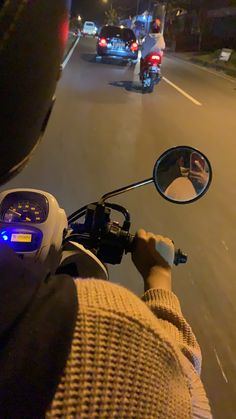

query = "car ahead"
[[96, 25, 138, 64], [82, 21, 97, 37]]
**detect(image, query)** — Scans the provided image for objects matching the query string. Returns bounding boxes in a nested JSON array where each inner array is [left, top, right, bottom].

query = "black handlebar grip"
[[174, 249, 188, 265], [125, 233, 136, 254]]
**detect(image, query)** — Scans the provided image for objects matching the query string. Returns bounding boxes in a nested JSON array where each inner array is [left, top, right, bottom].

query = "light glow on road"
[[163, 77, 202, 106]]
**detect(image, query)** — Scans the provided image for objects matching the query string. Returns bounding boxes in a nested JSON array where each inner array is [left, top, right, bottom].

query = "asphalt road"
[[4, 38, 236, 418]]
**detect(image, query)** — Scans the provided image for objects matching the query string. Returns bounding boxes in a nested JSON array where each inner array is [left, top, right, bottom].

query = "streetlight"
[[77, 15, 82, 22], [101, 0, 113, 9]]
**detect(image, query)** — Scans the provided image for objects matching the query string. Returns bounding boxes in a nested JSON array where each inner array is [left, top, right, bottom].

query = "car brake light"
[[131, 42, 138, 52], [99, 38, 107, 47]]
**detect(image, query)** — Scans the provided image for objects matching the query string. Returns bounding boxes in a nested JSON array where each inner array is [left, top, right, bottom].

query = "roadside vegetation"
[[192, 49, 236, 77]]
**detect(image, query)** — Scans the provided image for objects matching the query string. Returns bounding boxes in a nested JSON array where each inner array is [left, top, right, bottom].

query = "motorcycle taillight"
[[149, 54, 162, 64]]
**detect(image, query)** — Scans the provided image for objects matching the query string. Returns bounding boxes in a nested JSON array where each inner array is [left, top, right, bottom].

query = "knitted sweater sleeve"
[[47, 280, 212, 419], [141, 289, 212, 418], [141, 289, 202, 374]]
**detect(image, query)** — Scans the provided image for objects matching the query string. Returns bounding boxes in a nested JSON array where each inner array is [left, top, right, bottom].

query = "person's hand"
[[132, 229, 175, 292], [189, 161, 209, 186]]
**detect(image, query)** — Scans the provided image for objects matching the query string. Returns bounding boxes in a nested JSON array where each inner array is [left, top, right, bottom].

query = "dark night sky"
[[71, 0, 107, 23], [71, 0, 235, 23], [71, 0, 148, 24]]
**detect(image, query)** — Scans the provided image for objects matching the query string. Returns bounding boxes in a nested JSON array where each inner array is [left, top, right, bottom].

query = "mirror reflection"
[[153, 147, 212, 203]]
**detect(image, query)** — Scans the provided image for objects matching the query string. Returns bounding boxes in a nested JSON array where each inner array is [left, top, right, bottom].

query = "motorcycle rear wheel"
[[142, 79, 154, 94]]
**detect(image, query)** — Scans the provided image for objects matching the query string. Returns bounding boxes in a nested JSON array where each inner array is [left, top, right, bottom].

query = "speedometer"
[[0, 189, 66, 265], [0, 192, 49, 224], [4, 200, 46, 223]]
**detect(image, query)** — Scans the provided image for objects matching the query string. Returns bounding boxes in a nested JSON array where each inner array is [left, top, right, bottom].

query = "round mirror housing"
[[153, 146, 212, 204]]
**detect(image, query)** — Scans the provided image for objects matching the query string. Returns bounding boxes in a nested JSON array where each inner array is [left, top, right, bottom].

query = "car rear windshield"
[[85, 22, 94, 27], [100, 26, 136, 41]]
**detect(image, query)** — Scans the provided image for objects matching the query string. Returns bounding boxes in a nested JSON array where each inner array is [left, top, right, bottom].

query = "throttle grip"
[[125, 234, 187, 265]]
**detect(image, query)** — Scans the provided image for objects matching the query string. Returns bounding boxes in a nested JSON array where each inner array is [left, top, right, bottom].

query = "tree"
[[187, 1, 218, 51], [105, 7, 119, 25], [104, 0, 135, 22], [160, 1, 190, 43], [70, 16, 82, 31], [163, 0, 235, 50]]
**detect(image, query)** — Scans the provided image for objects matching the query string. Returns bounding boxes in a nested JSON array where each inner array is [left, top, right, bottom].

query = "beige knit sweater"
[[47, 280, 212, 418]]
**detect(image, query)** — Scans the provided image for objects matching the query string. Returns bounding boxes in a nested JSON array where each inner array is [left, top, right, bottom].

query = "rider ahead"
[[141, 20, 166, 59]]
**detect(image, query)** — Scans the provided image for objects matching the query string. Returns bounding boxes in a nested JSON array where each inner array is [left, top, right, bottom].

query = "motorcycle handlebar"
[[67, 225, 187, 266]]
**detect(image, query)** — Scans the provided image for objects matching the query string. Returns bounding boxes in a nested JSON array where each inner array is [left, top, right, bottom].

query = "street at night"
[[4, 37, 236, 418]]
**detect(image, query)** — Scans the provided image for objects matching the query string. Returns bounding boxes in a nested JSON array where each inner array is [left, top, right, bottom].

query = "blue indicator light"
[[1, 231, 9, 241]]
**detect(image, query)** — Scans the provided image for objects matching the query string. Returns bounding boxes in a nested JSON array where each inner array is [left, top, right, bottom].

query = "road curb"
[[166, 52, 236, 80], [190, 58, 236, 78]]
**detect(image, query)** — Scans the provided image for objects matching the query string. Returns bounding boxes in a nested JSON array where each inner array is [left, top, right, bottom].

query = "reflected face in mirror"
[[153, 147, 212, 204]]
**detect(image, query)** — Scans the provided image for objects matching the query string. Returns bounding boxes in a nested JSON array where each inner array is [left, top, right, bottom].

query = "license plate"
[[150, 66, 159, 72], [113, 42, 125, 50]]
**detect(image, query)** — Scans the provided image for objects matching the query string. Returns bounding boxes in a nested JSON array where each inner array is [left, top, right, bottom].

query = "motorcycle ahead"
[[140, 52, 162, 94], [0, 147, 212, 280]]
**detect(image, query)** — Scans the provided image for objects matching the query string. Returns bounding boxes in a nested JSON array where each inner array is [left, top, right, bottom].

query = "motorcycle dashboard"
[[0, 191, 49, 224]]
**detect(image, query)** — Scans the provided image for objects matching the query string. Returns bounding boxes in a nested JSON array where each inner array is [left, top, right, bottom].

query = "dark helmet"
[[0, 0, 70, 185]]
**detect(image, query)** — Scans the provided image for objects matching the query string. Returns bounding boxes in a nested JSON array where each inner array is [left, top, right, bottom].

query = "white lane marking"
[[214, 348, 229, 384], [163, 76, 202, 106], [62, 36, 80, 69]]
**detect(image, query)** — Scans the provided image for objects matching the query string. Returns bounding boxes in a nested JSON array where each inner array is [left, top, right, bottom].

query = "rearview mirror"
[[153, 146, 212, 204]]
